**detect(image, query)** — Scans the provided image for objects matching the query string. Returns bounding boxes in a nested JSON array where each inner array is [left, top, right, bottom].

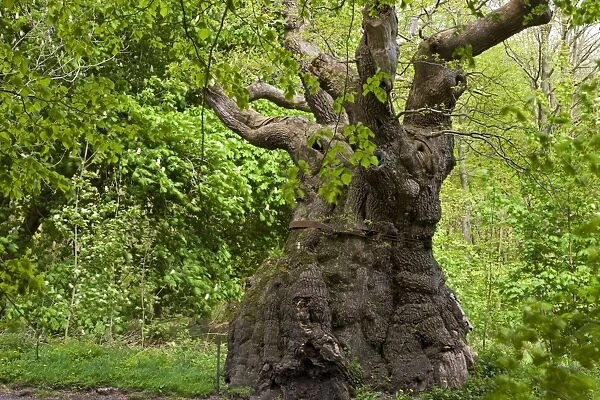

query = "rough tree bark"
[[203, 1, 551, 398]]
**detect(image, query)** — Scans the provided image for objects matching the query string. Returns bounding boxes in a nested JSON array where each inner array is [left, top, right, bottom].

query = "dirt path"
[[0, 387, 235, 400]]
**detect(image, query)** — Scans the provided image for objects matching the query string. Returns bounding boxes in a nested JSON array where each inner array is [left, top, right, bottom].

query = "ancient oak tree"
[[203, 0, 552, 398]]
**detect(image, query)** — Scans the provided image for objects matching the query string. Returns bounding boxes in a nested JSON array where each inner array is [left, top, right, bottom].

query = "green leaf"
[[374, 88, 387, 103], [340, 171, 352, 185], [198, 28, 211, 40], [159, 1, 168, 17]]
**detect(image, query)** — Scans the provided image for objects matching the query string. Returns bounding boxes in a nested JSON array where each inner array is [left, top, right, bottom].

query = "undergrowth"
[[0, 332, 224, 396]]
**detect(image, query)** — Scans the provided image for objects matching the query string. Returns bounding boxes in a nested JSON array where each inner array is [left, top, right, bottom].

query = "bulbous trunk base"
[[225, 230, 473, 400]]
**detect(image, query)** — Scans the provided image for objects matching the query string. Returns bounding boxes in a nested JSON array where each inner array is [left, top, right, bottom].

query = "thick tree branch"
[[405, 0, 552, 127], [300, 77, 348, 125], [353, 6, 401, 143], [203, 86, 317, 158], [282, 0, 320, 59], [247, 79, 345, 126], [426, 0, 552, 61], [282, 0, 358, 121], [204, 87, 309, 152], [247, 81, 312, 113], [309, 54, 358, 104], [357, 6, 399, 83]]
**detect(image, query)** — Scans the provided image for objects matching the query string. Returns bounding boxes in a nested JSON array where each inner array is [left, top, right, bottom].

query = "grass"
[[3, 332, 598, 399], [0, 333, 224, 396]]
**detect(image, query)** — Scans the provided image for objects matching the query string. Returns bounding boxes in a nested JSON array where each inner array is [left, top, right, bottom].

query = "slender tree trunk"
[[65, 142, 89, 339], [538, 24, 555, 136], [64, 221, 78, 339], [458, 138, 473, 245], [140, 245, 148, 347]]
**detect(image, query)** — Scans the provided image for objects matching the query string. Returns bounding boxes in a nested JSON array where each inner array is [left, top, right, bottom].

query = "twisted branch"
[[247, 81, 312, 112]]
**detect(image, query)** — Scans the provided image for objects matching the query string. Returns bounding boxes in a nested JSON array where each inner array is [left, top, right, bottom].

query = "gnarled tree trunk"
[[203, 1, 551, 398]]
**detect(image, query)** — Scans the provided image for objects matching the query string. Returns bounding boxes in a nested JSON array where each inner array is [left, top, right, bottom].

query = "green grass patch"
[[0, 333, 224, 396]]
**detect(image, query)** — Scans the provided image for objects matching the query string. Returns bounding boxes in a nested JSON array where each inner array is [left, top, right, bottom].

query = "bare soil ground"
[[0, 387, 236, 400]]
